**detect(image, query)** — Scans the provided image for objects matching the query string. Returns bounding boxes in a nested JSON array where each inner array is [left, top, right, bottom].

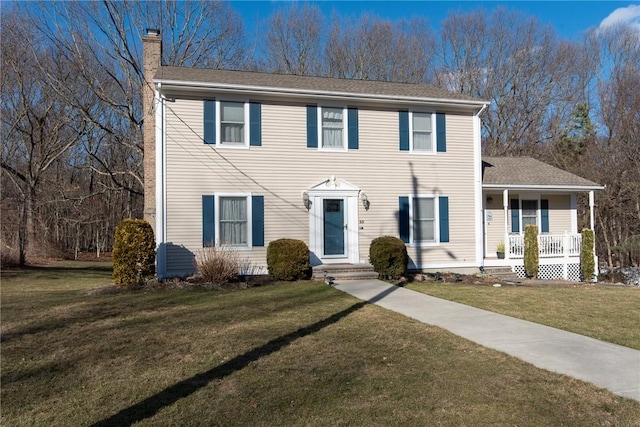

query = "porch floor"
[[483, 257, 519, 268]]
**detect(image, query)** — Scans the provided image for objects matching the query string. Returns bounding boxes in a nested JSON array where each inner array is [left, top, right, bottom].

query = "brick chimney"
[[142, 28, 161, 232]]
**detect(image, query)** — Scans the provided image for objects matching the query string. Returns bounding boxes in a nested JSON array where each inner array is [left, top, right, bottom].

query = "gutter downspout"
[[155, 82, 167, 279], [474, 103, 489, 271]]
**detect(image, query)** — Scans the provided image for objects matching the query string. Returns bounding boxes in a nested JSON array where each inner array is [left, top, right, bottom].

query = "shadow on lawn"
[[92, 284, 399, 427], [22, 264, 113, 272], [1, 263, 113, 280]]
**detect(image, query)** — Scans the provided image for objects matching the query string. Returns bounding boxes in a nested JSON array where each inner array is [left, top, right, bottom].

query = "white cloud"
[[599, 4, 640, 32]]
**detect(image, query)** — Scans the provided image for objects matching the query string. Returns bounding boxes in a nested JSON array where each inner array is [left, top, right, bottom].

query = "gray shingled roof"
[[482, 157, 602, 188], [155, 66, 487, 104]]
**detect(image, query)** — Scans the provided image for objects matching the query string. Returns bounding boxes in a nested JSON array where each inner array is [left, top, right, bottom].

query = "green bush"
[[113, 218, 156, 286], [524, 224, 539, 278], [266, 238, 310, 281], [369, 236, 408, 279], [581, 228, 595, 282]]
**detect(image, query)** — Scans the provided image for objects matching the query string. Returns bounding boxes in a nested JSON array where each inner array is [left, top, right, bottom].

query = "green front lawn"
[[2, 262, 639, 426], [406, 280, 640, 350]]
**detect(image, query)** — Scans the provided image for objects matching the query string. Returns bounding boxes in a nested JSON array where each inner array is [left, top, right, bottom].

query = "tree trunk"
[[96, 229, 101, 258], [598, 215, 613, 269], [18, 211, 26, 266], [17, 188, 37, 266], [25, 186, 38, 261]]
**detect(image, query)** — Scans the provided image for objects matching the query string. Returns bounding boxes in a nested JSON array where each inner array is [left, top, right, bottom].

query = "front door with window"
[[323, 199, 345, 256], [306, 177, 360, 265]]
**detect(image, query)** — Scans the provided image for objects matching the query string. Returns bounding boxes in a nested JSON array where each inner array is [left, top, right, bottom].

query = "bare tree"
[[435, 9, 489, 95], [260, 4, 325, 75], [326, 14, 435, 83], [1, 1, 247, 262], [587, 24, 640, 267], [1, 13, 88, 264], [437, 8, 585, 155], [23, 0, 247, 198], [161, 1, 246, 69]]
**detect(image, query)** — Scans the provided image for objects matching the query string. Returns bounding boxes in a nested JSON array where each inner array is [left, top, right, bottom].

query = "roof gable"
[[482, 157, 603, 189], [308, 176, 360, 192]]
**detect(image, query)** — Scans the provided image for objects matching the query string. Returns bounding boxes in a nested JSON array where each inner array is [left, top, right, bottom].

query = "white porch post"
[[503, 189, 509, 260], [570, 193, 578, 233], [563, 232, 569, 280], [589, 190, 595, 231], [588, 190, 599, 278]]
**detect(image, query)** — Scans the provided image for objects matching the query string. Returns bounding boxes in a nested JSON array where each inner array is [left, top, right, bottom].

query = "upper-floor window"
[[220, 101, 245, 145], [306, 105, 358, 150], [203, 100, 261, 148], [322, 107, 345, 149], [411, 112, 434, 152], [399, 111, 445, 153]]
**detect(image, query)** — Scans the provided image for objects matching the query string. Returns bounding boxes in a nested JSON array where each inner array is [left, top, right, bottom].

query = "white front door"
[[306, 177, 361, 265]]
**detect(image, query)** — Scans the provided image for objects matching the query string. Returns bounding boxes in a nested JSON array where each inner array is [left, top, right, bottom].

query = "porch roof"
[[482, 157, 604, 191]]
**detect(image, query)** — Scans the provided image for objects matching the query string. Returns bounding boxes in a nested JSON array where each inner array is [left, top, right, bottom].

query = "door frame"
[[307, 177, 360, 265], [322, 198, 347, 258]]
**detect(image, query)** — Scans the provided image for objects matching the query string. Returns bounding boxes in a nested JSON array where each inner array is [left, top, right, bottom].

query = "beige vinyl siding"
[[164, 99, 478, 274], [484, 192, 506, 257], [545, 194, 572, 234], [355, 110, 477, 268]]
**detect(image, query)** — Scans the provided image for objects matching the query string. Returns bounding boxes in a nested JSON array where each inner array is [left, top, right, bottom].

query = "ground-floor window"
[[219, 196, 248, 246], [521, 200, 538, 228], [202, 194, 264, 249], [412, 197, 436, 243], [399, 194, 448, 245]]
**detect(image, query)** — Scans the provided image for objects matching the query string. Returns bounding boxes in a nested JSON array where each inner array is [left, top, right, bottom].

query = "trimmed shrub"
[[369, 236, 408, 279], [581, 228, 595, 282], [196, 245, 239, 284], [523, 224, 539, 278], [112, 219, 156, 286], [267, 238, 310, 281]]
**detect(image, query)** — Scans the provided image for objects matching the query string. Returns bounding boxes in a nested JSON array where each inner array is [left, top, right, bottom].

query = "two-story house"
[[142, 30, 602, 281]]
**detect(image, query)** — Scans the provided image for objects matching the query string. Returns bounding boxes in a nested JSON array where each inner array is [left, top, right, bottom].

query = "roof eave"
[[483, 184, 605, 191], [155, 78, 490, 108]]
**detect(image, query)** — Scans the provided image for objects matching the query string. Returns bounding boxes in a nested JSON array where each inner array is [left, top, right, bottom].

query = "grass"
[[405, 279, 640, 350], [1, 262, 639, 426]]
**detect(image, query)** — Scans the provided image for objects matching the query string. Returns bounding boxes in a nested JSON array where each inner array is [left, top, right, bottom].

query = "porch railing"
[[508, 233, 582, 259]]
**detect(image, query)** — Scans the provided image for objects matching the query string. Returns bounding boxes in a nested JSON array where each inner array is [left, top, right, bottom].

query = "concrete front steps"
[[312, 263, 378, 283], [483, 266, 521, 281]]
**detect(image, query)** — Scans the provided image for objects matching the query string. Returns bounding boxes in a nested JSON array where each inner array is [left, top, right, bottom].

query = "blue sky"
[[230, 1, 640, 41]]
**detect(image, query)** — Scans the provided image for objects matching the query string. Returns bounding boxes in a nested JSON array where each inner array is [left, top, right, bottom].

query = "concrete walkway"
[[333, 279, 640, 402]]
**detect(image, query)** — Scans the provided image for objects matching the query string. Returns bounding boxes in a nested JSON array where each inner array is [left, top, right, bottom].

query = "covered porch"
[[481, 157, 604, 281]]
